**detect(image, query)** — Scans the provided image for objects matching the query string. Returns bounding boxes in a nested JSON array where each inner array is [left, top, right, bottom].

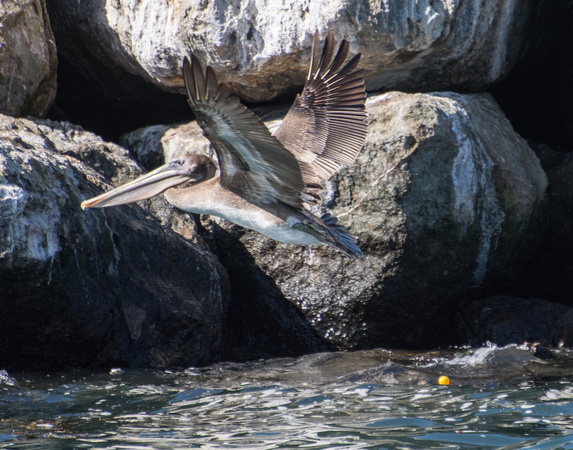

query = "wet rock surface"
[[0, 115, 228, 370]]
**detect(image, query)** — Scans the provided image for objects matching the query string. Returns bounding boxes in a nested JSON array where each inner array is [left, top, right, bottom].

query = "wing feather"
[[183, 56, 306, 208], [274, 29, 368, 200]]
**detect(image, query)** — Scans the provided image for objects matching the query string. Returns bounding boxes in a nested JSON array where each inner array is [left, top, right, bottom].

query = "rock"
[[119, 124, 171, 171], [120, 122, 215, 172], [46, 0, 533, 129], [455, 296, 573, 347], [0, 114, 229, 370], [119, 91, 548, 352], [216, 92, 547, 351], [0, 0, 57, 117]]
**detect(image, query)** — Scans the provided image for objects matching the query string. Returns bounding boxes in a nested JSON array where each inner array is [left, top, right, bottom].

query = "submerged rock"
[[120, 92, 548, 352], [0, 115, 228, 370], [0, 0, 57, 116]]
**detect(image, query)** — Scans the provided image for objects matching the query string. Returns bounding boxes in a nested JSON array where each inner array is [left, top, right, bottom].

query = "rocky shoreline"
[[1, 0, 572, 369]]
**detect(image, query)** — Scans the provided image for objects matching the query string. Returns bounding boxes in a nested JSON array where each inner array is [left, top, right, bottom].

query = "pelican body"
[[82, 30, 368, 258], [168, 176, 320, 245]]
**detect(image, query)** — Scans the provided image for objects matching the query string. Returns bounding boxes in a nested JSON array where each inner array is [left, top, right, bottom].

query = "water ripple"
[[2, 345, 573, 448]]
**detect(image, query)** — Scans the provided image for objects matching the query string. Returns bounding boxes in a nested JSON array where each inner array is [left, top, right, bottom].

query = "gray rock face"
[[0, 0, 57, 116], [0, 115, 228, 369], [120, 92, 547, 351], [120, 122, 215, 172], [46, 0, 532, 103]]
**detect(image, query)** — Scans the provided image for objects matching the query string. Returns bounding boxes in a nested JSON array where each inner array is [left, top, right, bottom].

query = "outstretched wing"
[[274, 29, 368, 198], [183, 55, 309, 208]]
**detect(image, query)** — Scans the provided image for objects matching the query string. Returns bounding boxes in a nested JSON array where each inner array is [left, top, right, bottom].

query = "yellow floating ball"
[[438, 375, 450, 385]]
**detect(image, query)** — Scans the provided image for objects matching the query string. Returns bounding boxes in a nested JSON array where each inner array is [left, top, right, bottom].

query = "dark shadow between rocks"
[[198, 221, 334, 361], [48, 56, 191, 143], [488, 0, 573, 152], [45, 0, 191, 142]]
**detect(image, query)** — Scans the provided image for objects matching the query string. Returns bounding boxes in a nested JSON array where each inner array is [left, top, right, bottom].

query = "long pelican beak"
[[81, 160, 194, 209]]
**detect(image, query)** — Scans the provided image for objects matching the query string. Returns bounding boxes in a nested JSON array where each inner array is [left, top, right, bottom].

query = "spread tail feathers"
[[320, 212, 363, 258], [297, 211, 363, 258]]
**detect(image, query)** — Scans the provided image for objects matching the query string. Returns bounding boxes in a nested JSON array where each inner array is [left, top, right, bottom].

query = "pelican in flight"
[[82, 29, 368, 258]]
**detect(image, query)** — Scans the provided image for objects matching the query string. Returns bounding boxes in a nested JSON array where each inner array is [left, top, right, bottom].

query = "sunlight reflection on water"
[[2, 345, 573, 448]]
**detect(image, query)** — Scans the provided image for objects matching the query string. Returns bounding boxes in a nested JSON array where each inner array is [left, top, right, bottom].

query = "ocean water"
[[2, 344, 573, 448]]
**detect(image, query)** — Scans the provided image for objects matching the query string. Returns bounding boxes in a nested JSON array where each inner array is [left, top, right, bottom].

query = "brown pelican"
[[82, 29, 368, 258]]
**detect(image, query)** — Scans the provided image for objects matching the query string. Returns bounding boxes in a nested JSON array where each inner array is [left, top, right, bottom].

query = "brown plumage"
[[275, 30, 368, 197], [82, 29, 368, 258]]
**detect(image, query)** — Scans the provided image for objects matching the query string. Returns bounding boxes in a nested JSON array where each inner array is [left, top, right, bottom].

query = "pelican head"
[[81, 154, 216, 209]]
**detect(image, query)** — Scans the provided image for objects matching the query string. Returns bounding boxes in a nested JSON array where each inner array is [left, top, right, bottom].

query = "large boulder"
[[0, 0, 57, 116], [46, 0, 533, 103], [122, 91, 548, 352], [0, 115, 229, 370]]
